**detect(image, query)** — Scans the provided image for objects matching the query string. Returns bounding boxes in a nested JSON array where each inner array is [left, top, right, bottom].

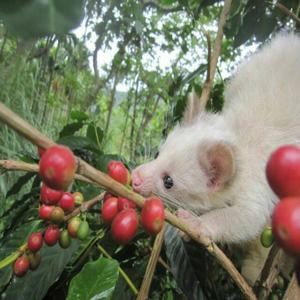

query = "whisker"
[[153, 192, 181, 209], [153, 191, 199, 216]]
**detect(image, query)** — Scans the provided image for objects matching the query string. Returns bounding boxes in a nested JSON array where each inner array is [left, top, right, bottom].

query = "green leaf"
[[59, 121, 85, 138], [70, 110, 89, 122], [86, 123, 104, 146], [206, 83, 224, 113], [172, 95, 187, 123], [57, 136, 99, 152], [164, 225, 206, 300], [67, 257, 119, 300], [6, 172, 36, 198], [2, 242, 80, 300], [158, 0, 178, 5], [0, 0, 85, 39]]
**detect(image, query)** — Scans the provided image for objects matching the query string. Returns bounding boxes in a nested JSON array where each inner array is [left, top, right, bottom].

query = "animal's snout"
[[131, 170, 143, 192]]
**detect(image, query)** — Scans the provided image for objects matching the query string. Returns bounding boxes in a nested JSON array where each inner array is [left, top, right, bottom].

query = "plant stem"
[[276, 2, 300, 25], [64, 193, 104, 222], [198, 0, 232, 109], [255, 245, 290, 298], [137, 226, 165, 300], [0, 159, 97, 185], [97, 244, 139, 296], [283, 273, 300, 300]]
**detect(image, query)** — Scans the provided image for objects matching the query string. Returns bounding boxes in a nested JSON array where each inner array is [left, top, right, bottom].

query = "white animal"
[[131, 33, 300, 284]]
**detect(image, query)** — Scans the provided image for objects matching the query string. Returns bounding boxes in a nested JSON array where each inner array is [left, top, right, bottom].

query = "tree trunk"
[[104, 73, 119, 136], [119, 96, 132, 155], [134, 95, 160, 156], [129, 77, 139, 161]]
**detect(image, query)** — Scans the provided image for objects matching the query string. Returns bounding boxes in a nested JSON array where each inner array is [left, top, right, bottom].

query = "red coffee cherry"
[[107, 160, 131, 185], [141, 197, 165, 235], [27, 232, 43, 252], [13, 255, 30, 277], [44, 225, 60, 246], [39, 145, 76, 190], [111, 209, 138, 245], [101, 197, 119, 224], [40, 183, 62, 205], [59, 192, 75, 212]]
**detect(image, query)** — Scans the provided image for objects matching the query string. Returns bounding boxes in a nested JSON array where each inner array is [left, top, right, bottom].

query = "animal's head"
[[131, 92, 236, 212]]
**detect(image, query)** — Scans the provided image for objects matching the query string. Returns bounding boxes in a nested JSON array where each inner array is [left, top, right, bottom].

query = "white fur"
[[132, 33, 300, 283]]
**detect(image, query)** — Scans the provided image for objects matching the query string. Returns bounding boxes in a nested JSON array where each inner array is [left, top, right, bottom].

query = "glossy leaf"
[[57, 135, 99, 152], [59, 121, 85, 138], [70, 110, 89, 121], [6, 172, 36, 198], [67, 257, 119, 300], [86, 123, 104, 146], [164, 224, 206, 300]]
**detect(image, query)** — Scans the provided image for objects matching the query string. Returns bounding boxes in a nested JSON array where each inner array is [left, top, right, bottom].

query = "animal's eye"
[[163, 175, 173, 189], [154, 151, 159, 159]]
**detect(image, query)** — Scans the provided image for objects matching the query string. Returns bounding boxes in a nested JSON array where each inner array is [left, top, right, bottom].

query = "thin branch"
[[276, 2, 300, 26], [255, 245, 291, 298], [0, 102, 256, 300], [283, 273, 300, 300], [97, 244, 139, 296], [257, 245, 281, 291], [137, 226, 165, 300], [204, 31, 211, 84], [64, 193, 104, 222], [199, 0, 232, 109], [0, 160, 96, 185]]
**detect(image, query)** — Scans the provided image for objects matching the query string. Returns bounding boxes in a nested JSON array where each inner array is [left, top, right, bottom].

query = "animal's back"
[[224, 33, 300, 149]]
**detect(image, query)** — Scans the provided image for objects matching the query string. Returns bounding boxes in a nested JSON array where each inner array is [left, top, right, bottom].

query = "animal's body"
[[131, 33, 300, 284]]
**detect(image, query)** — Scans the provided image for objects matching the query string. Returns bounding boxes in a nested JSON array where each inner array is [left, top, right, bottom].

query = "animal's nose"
[[131, 170, 143, 191]]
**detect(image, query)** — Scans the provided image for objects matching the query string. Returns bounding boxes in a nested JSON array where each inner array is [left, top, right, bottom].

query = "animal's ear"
[[182, 90, 203, 125], [199, 141, 236, 191]]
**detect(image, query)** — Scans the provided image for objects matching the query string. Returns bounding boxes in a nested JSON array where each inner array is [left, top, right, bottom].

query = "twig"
[[97, 244, 138, 296], [137, 226, 166, 300], [255, 245, 291, 298], [0, 193, 104, 270], [0, 159, 96, 185], [204, 31, 211, 84], [199, 0, 232, 109], [149, 246, 171, 272], [283, 273, 300, 300], [276, 2, 300, 26], [0, 102, 256, 300], [64, 193, 104, 221]]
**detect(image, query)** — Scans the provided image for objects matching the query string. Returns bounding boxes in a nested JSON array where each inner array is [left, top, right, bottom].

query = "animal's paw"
[[175, 208, 208, 241]]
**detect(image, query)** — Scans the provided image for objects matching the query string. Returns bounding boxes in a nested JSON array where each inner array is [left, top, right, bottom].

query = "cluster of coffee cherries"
[[102, 160, 165, 245], [264, 145, 300, 259], [13, 145, 89, 277]]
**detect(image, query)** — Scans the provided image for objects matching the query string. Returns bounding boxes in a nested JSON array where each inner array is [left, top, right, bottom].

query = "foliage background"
[[0, 0, 299, 299]]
